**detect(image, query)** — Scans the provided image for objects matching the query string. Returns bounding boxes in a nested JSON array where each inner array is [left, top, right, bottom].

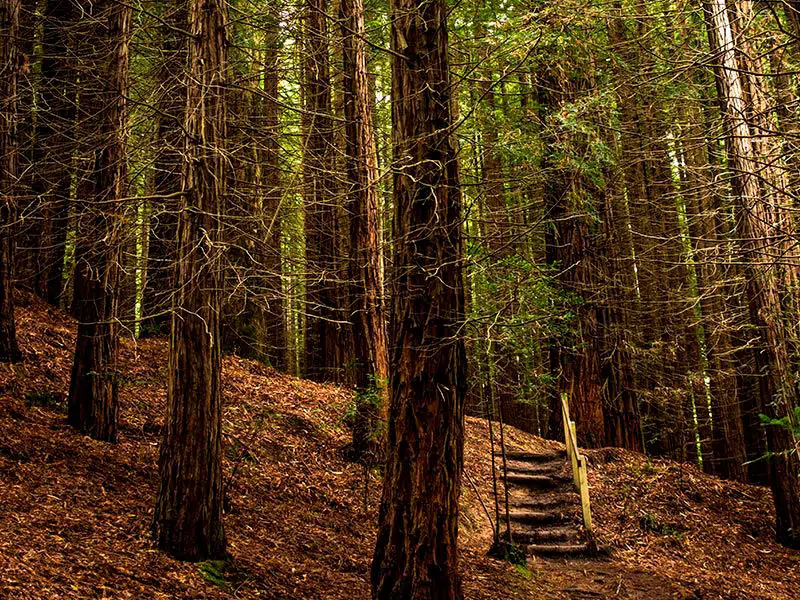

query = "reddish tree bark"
[[705, 0, 800, 548], [538, 73, 606, 448], [66, 0, 131, 442], [153, 0, 228, 561], [340, 0, 389, 458], [31, 0, 77, 306], [302, 0, 341, 381], [370, 0, 467, 596], [142, 1, 185, 336]]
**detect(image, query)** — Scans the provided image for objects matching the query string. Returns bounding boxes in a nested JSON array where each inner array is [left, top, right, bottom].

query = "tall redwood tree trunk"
[[66, 0, 131, 441], [371, 0, 467, 596], [340, 0, 389, 459], [0, 0, 21, 363], [260, 3, 285, 370], [538, 73, 606, 448], [705, 0, 800, 548], [679, 105, 747, 481], [153, 0, 227, 561]]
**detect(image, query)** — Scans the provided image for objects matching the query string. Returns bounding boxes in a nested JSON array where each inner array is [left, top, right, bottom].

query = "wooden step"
[[496, 450, 565, 463], [505, 473, 572, 489], [512, 526, 580, 544], [503, 509, 573, 525], [524, 542, 597, 557], [513, 491, 580, 510], [505, 463, 561, 476]]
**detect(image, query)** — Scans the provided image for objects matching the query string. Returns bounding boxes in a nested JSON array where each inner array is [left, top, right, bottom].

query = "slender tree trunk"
[[610, 4, 697, 459], [142, 1, 185, 336], [260, 4, 285, 370], [680, 105, 747, 481], [705, 0, 800, 548], [341, 0, 389, 458], [371, 0, 467, 595], [15, 3, 38, 289], [0, 0, 21, 363], [153, 0, 228, 561], [66, 0, 130, 442], [33, 0, 77, 306], [302, 0, 340, 381], [473, 5, 528, 434]]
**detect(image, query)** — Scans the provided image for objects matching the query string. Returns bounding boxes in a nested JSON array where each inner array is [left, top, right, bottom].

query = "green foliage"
[[198, 560, 229, 588], [513, 562, 535, 581], [760, 408, 800, 440]]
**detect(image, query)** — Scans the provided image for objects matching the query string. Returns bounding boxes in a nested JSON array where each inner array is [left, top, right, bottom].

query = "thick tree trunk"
[[302, 0, 340, 381], [66, 0, 130, 442], [705, 0, 800, 548], [142, 1, 185, 337], [340, 0, 389, 459], [371, 0, 467, 596], [538, 74, 606, 448], [153, 0, 227, 561], [0, 0, 21, 363], [598, 174, 642, 452]]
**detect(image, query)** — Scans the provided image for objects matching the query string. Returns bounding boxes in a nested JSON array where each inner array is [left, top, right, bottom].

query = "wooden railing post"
[[561, 393, 578, 485], [560, 392, 593, 537]]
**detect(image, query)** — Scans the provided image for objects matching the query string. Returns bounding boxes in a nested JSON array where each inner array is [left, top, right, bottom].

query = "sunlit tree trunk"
[[705, 0, 800, 548], [260, 2, 285, 370], [679, 103, 748, 481], [340, 0, 389, 458]]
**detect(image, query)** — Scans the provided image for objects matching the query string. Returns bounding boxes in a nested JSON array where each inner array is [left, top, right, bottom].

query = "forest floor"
[[0, 292, 798, 599]]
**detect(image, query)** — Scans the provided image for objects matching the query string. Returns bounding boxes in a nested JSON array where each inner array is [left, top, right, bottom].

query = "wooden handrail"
[[559, 393, 593, 534]]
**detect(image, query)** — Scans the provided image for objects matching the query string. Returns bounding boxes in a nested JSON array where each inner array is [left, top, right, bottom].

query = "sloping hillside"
[[0, 292, 797, 599]]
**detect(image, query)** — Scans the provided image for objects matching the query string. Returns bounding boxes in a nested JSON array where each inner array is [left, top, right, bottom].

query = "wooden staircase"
[[497, 395, 598, 557]]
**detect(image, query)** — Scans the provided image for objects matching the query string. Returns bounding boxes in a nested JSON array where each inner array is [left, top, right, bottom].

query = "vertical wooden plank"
[[578, 456, 593, 532]]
